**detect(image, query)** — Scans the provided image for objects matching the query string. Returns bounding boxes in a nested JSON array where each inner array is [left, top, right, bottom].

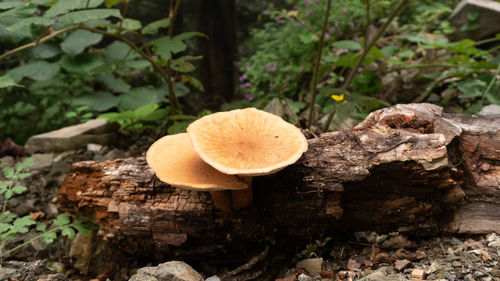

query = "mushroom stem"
[[231, 176, 253, 209], [209, 190, 234, 213]]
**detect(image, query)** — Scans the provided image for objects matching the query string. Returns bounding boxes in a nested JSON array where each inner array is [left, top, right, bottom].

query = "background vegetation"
[[1, 0, 499, 143]]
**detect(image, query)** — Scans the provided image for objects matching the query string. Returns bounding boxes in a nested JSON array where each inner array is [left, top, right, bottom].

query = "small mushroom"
[[187, 108, 308, 209], [146, 133, 247, 213]]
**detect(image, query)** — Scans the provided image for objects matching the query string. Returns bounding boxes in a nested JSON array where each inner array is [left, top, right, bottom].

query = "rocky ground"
[[0, 115, 499, 280]]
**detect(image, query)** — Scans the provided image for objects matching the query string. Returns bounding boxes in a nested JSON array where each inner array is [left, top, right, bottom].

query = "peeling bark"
[[58, 103, 500, 261]]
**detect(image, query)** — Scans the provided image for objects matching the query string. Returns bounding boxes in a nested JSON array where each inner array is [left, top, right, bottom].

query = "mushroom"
[[146, 133, 248, 213], [187, 107, 308, 209]]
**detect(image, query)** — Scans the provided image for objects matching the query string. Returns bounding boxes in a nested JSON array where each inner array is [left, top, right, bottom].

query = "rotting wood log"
[[58, 103, 500, 262]]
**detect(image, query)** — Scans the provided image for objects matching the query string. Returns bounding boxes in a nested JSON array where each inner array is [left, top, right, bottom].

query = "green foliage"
[[238, 0, 499, 130], [0, 157, 93, 260], [0, 0, 205, 143]]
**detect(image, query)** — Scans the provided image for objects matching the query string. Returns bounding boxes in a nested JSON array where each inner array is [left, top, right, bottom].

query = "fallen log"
[[58, 103, 500, 262]]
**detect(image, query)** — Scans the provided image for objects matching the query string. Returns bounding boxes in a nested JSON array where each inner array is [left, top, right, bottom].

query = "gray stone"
[[69, 233, 95, 274], [478, 104, 500, 116], [297, 273, 314, 281], [448, 0, 500, 40], [87, 143, 104, 152], [104, 149, 130, 160], [263, 97, 300, 125], [25, 119, 118, 153], [130, 261, 204, 281], [29, 153, 54, 170], [0, 260, 68, 281], [205, 276, 221, 281], [297, 258, 324, 277], [359, 266, 408, 281]]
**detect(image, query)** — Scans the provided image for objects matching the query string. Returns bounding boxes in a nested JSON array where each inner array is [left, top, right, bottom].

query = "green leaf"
[[184, 76, 204, 92], [0, 74, 22, 88], [72, 91, 120, 111], [17, 173, 31, 179], [61, 29, 103, 55], [15, 157, 34, 172], [121, 18, 141, 31], [0, 2, 23, 10], [72, 218, 93, 236], [0, 182, 7, 194], [61, 226, 76, 239], [103, 40, 133, 61], [332, 40, 362, 50], [58, 9, 122, 25], [59, 53, 105, 74], [53, 214, 70, 226], [167, 121, 189, 134], [380, 45, 399, 57], [6, 16, 54, 31], [335, 53, 360, 67], [2, 167, 14, 179], [12, 185, 27, 194], [13, 215, 36, 227], [36, 222, 47, 232], [141, 108, 169, 121], [45, 0, 105, 18], [41, 231, 57, 244], [174, 82, 190, 96], [141, 18, 169, 35], [174, 31, 207, 41], [119, 86, 167, 110], [457, 79, 486, 98], [467, 11, 479, 21], [27, 43, 61, 59], [5, 190, 13, 199], [9, 61, 60, 82], [150, 36, 186, 61], [0, 223, 11, 233], [96, 73, 131, 93], [133, 104, 158, 119]]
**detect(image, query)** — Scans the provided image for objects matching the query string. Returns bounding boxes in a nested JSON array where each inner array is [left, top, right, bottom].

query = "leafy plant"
[[0, 0, 205, 143], [0, 157, 92, 261]]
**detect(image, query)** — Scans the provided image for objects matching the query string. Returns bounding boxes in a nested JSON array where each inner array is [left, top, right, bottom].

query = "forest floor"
[[0, 129, 499, 281]]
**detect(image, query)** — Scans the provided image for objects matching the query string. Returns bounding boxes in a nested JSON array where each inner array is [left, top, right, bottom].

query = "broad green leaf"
[[59, 53, 105, 74], [0, 74, 22, 88], [0, 2, 23, 10], [332, 40, 362, 50], [103, 41, 132, 61], [150, 36, 186, 61], [124, 60, 150, 69], [0, 4, 36, 18], [32, 0, 54, 4], [17, 173, 31, 179], [72, 91, 120, 111], [183, 76, 203, 93], [121, 18, 141, 31], [9, 60, 60, 82], [368, 46, 385, 59], [61, 226, 76, 239], [96, 73, 131, 93], [27, 43, 61, 59], [45, 0, 105, 18], [5, 190, 13, 199], [99, 111, 134, 122], [119, 86, 167, 110], [167, 121, 189, 134], [380, 45, 399, 57], [54, 214, 70, 226], [133, 104, 158, 119], [457, 79, 486, 98], [173, 82, 190, 96], [41, 231, 57, 244], [335, 53, 360, 67], [141, 18, 169, 35], [2, 167, 14, 179], [298, 33, 317, 44], [6, 17, 54, 31], [12, 185, 27, 194], [72, 218, 93, 236], [171, 58, 195, 73], [61, 29, 103, 55], [15, 156, 34, 172], [0, 182, 7, 193], [141, 108, 169, 121], [58, 9, 121, 25]]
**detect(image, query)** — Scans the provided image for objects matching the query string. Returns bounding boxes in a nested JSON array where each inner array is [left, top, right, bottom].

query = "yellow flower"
[[331, 94, 344, 102]]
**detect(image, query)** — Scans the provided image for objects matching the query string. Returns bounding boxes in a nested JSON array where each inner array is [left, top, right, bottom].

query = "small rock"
[[410, 269, 425, 280], [452, 260, 462, 267], [45, 203, 59, 218], [205, 276, 221, 281], [426, 261, 440, 274], [69, 233, 95, 274], [478, 104, 500, 116], [446, 254, 460, 262], [25, 118, 118, 153], [395, 259, 411, 271], [30, 153, 54, 170], [358, 266, 408, 281], [448, 0, 500, 40], [104, 149, 130, 160], [347, 259, 361, 271], [297, 273, 314, 281], [451, 237, 462, 246], [490, 269, 500, 277], [381, 235, 411, 249], [130, 261, 203, 281], [486, 233, 497, 242], [296, 258, 323, 277], [87, 143, 103, 152]]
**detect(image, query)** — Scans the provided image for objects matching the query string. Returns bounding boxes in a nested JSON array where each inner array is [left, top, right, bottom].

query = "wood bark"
[[58, 103, 500, 261]]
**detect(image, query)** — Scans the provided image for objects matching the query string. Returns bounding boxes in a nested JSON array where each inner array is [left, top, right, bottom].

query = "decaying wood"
[[58, 103, 500, 261]]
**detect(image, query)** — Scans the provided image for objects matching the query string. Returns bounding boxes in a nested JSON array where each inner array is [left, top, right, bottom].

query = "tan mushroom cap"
[[187, 108, 308, 176], [146, 133, 248, 191]]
